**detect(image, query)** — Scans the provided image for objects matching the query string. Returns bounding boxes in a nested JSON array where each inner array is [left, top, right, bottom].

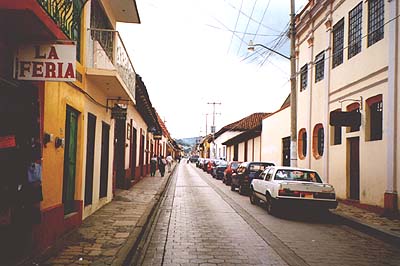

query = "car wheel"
[[250, 189, 259, 205], [265, 194, 276, 215], [230, 182, 235, 191]]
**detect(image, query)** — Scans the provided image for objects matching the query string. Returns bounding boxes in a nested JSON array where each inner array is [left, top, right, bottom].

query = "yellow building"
[[295, 0, 398, 214]]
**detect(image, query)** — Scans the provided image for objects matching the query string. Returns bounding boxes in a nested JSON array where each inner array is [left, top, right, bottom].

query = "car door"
[[261, 168, 275, 201], [252, 170, 266, 194]]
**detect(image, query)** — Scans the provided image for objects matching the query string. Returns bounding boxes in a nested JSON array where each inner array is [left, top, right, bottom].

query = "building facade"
[[295, 0, 398, 213]]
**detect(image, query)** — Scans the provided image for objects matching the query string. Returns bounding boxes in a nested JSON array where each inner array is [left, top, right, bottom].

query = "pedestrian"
[[158, 155, 166, 177], [166, 154, 173, 172], [150, 154, 157, 176]]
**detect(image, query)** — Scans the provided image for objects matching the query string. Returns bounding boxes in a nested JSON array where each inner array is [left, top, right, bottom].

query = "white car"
[[250, 166, 338, 215]]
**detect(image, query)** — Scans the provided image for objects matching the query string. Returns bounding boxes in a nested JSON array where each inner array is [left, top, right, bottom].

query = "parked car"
[[189, 155, 199, 163], [212, 160, 227, 179], [223, 161, 241, 185], [250, 166, 338, 215], [196, 158, 204, 168], [202, 159, 210, 172], [231, 161, 275, 195]]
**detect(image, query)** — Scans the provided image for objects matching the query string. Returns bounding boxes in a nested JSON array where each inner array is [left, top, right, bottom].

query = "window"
[[367, 95, 383, 141], [332, 19, 344, 68], [300, 64, 308, 91], [298, 128, 307, 159], [348, 3, 363, 59], [312, 124, 324, 159], [368, 0, 384, 46], [347, 103, 361, 132], [315, 51, 325, 82], [266, 168, 274, 181]]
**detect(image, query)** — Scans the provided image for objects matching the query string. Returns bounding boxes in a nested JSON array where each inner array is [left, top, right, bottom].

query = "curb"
[[330, 212, 400, 247], [115, 164, 177, 266]]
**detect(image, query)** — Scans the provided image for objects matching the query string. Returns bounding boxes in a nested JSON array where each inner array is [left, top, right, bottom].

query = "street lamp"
[[247, 1, 297, 167]]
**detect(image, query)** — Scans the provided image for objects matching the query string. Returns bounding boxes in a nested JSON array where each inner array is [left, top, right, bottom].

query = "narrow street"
[[141, 162, 400, 266]]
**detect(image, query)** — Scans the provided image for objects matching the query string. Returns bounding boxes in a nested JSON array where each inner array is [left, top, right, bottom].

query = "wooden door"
[[130, 126, 137, 180], [63, 107, 79, 215], [349, 137, 360, 200], [100, 122, 110, 198], [84, 113, 96, 206], [114, 119, 126, 188]]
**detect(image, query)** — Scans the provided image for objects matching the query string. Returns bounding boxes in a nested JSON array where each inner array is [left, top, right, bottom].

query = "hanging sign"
[[14, 44, 76, 81]]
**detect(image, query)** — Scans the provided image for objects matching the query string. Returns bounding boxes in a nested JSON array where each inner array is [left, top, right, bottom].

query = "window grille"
[[368, 0, 384, 46], [348, 3, 363, 59], [370, 99, 383, 141], [315, 51, 325, 83], [332, 19, 344, 68], [300, 64, 308, 92]]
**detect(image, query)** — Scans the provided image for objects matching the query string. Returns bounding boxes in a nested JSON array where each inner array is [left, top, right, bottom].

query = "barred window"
[[315, 51, 325, 83], [368, 0, 384, 47], [332, 19, 344, 68], [367, 95, 383, 141], [298, 129, 307, 159], [312, 124, 324, 158], [300, 64, 308, 92], [348, 3, 363, 59]]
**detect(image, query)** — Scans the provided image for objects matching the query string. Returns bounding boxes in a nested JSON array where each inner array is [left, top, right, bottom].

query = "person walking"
[[158, 155, 166, 177], [150, 154, 157, 176], [166, 154, 173, 172]]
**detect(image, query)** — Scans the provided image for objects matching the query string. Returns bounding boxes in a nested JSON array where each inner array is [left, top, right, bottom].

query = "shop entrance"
[[0, 81, 41, 262], [63, 106, 79, 215]]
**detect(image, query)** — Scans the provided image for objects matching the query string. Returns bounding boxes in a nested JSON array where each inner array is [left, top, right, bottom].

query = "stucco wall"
[[42, 82, 84, 210], [261, 106, 290, 166]]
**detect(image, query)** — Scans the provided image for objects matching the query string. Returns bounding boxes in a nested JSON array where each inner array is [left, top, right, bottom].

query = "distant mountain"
[[175, 137, 201, 146]]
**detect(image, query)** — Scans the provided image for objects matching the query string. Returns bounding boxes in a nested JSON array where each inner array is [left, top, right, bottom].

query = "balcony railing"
[[37, 0, 84, 40], [87, 28, 136, 99]]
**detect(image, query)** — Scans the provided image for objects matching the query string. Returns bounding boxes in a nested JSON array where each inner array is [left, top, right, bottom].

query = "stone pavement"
[[25, 163, 177, 266], [25, 161, 400, 265]]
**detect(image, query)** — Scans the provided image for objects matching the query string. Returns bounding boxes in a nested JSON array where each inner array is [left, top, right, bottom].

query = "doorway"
[[114, 118, 126, 189], [130, 125, 137, 180], [99, 122, 110, 198], [84, 113, 96, 206], [63, 106, 79, 215], [282, 136, 290, 166], [348, 137, 360, 200]]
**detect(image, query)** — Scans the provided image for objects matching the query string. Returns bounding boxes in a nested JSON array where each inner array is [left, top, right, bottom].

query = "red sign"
[[0, 135, 16, 149]]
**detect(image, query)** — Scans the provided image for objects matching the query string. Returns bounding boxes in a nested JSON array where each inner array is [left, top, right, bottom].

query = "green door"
[[63, 106, 79, 215]]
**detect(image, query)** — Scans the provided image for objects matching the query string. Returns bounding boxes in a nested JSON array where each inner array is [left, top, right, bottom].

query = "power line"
[[236, 0, 258, 56], [227, 0, 244, 54], [205, 24, 283, 37]]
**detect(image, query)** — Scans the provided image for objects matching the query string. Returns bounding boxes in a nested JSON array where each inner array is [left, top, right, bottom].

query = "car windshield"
[[274, 169, 323, 183], [249, 163, 273, 173]]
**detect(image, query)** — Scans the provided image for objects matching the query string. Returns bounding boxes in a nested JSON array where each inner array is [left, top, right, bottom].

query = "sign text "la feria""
[[15, 44, 76, 82]]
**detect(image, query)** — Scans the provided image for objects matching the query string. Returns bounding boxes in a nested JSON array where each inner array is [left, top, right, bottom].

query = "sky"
[[118, 0, 308, 139]]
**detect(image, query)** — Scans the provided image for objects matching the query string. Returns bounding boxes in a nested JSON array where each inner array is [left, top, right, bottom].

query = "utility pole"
[[203, 113, 209, 135], [207, 102, 221, 134], [290, 0, 297, 167]]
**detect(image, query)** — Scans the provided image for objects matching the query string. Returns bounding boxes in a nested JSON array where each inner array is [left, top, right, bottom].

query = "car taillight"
[[278, 189, 300, 197]]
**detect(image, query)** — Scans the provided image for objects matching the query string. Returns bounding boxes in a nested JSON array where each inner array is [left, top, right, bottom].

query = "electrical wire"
[[227, 0, 244, 54], [236, 0, 258, 55]]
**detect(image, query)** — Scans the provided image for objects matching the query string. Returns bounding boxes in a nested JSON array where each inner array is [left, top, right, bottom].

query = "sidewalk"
[[26, 164, 176, 266], [26, 162, 400, 265], [331, 200, 400, 247]]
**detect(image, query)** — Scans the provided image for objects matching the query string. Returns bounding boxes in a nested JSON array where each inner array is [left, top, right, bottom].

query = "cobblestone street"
[[141, 163, 400, 266]]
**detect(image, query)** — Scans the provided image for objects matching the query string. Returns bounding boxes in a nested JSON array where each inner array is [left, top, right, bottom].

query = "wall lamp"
[[247, 40, 290, 60]]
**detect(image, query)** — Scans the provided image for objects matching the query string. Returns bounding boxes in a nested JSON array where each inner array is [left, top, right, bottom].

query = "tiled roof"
[[214, 112, 271, 138]]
